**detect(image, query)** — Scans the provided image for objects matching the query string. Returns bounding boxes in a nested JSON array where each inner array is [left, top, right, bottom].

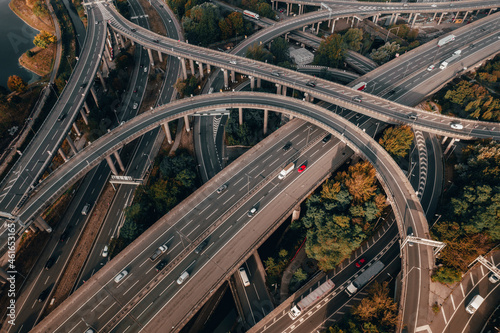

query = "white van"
[[465, 295, 484, 314], [239, 267, 250, 287], [177, 271, 190, 285]]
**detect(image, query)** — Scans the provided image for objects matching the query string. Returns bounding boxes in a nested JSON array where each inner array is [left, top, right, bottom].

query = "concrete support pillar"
[[231, 70, 236, 82], [101, 57, 109, 74], [389, 13, 394, 25], [104, 44, 112, 61], [105, 155, 118, 175], [263, 109, 268, 135], [408, 13, 413, 22], [257, 78, 261, 88], [90, 86, 99, 108], [411, 13, 418, 28], [207, 64, 211, 74], [162, 122, 173, 144], [441, 136, 448, 145], [372, 15, 377, 22], [223, 70, 229, 88], [444, 138, 456, 154], [250, 76, 255, 90], [432, 12, 437, 22], [58, 148, 68, 162], [189, 59, 195, 76], [437, 12, 444, 25], [183, 115, 190, 132], [80, 109, 89, 125], [287, 2, 290, 15], [276, 83, 281, 94], [130, 39, 134, 46], [66, 135, 77, 154], [84, 101, 91, 114], [282, 85, 287, 96], [113, 151, 125, 172], [72, 123, 81, 137], [116, 32, 125, 48], [393, 13, 399, 25], [331, 18, 338, 33], [463, 11, 469, 21], [316, 21, 321, 35], [239, 107, 243, 125], [180, 58, 188, 80], [304, 92, 309, 102], [198, 62, 204, 79], [34, 216, 52, 232], [351, 16, 355, 28], [157, 50, 163, 62], [97, 71, 107, 91], [488, 8, 493, 15], [147, 48, 155, 67]]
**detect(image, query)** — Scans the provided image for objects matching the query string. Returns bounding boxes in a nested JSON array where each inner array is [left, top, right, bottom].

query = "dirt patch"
[[43, 183, 117, 317], [137, 0, 167, 37], [19, 45, 55, 76], [9, 0, 54, 33]]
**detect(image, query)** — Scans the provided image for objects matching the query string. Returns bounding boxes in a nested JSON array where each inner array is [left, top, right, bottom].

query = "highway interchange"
[[1, 0, 499, 332]]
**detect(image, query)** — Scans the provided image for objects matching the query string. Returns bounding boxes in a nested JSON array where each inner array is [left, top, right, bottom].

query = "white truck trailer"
[[345, 261, 385, 296], [278, 162, 295, 180], [288, 280, 335, 319], [439, 52, 461, 70], [465, 295, 484, 314], [438, 35, 455, 47]]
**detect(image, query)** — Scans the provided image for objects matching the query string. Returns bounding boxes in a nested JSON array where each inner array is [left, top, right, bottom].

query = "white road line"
[[136, 302, 154, 319], [122, 325, 131, 333], [470, 274, 475, 286], [186, 224, 200, 237], [205, 209, 219, 220], [97, 303, 115, 319], [223, 194, 235, 206], [91, 295, 109, 312], [450, 294, 456, 310], [159, 281, 175, 296], [219, 225, 232, 238], [123, 280, 140, 295], [460, 283, 465, 298]]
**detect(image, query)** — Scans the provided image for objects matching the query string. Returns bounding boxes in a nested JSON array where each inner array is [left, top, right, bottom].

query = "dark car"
[[80, 83, 87, 88], [155, 260, 168, 272], [282, 142, 292, 151], [153, 39, 159, 43], [45, 257, 56, 270], [131, 28, 136, 32], [38, 287, 51, 302], [195, 239, 209, 254], [322, 134, 332, 143], [306, 81, 316, 87], [355, 258, 366, 268], [57, 113, 66, 122], [60, 229, 70, 243]]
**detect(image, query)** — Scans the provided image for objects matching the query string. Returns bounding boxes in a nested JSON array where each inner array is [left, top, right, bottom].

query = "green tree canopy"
[[270, 37, 290, 64], [183, 3, 221, 45], [246, 43, 273, 63], [314, 34, 346, 68], [33, 30, 56, 49], [343, 28, 363, 52]]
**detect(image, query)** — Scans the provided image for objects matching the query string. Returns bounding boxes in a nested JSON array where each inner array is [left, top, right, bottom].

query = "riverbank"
[[9, 0, 54, 33], [19, 44, 55, 77]]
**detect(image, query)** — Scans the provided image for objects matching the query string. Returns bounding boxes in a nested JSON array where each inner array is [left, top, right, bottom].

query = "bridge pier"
[[441, 136, 448, 144], [101, 57, 110, 75], [34, 216, 52, 232], [463, 11, 469, 21], [331, 18, 338, 33], [189, 58, 195, 76], [90, 86, 99, 108], [231, 70, 236, 83], [316, 21, 321, 35], [180, 57, 188, 79], [58, 148, 68, 162], [411, 13, 418, 28], [488, 8, 493, 15], [250, 76, 255, 90], [223, 69, 228, 88], [198, 62, 204, 79], [157, 50, 163, 62], [286, 2, 290, 15], [113, 151, 125, 172], [104, 44, 111, 61], [114, 31, 125, 49], [444, 138, 456, 154], [257, 78, 261, 88], [282, 85, 287, 96], [184, 115, 190, 132], [80, 109, 89, 125], [72, 123, 81, 137], [263, 109, 268, 135], [207, 64, 211, 74], [276, 83, 281, 94], [66, 135, 78, 154], [392, 13, 400, 25], [147, 48, 155, 67], [239, 107, 243, 125], [84, 101, 91, 114], [432, 12, 437, 22], [437, 12, 444, 25], [97, 71, 107, 92], [105, 155, 119, 175], [162, 122, 173, 144]]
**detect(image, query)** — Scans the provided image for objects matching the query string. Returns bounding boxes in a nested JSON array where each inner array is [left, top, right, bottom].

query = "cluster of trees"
[[225, 109, 280, 145], [441, 80, 500, 122], [370, 41, 400, 64], [33, 0, 48, 17], [379, 125, 414, 159], [296, 161, 387, 271], [475, 54, 500, 84], [240, 0, 274, 19], [245, 37, 293, 69], [313, 28, 364, 68], [7, 76, 27, 93], [110, 149, 199, 256], [33, 31, 56, 49], [328, 282, 398, 332], [174, 75, 199, 97], [431, 140, 500, 284]]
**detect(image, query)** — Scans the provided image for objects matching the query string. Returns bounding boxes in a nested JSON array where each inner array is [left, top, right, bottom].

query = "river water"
[[0, 0, 39, 88]]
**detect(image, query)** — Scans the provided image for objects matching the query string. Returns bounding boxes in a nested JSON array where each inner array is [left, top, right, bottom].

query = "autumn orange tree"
[[379, 125, 414, 158], [301, 161, 387, 271], [33, 31, 56, 49], [7, 75, 27, 93]]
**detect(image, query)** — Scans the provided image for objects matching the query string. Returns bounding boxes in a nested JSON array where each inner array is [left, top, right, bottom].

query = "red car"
[[298, 164, 306, 173], [355, 258, 366, 268]]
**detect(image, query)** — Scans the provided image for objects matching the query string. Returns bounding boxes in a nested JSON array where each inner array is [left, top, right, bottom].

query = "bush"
[[26, 50, 34, 58], [431, 266, 461, 285]]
